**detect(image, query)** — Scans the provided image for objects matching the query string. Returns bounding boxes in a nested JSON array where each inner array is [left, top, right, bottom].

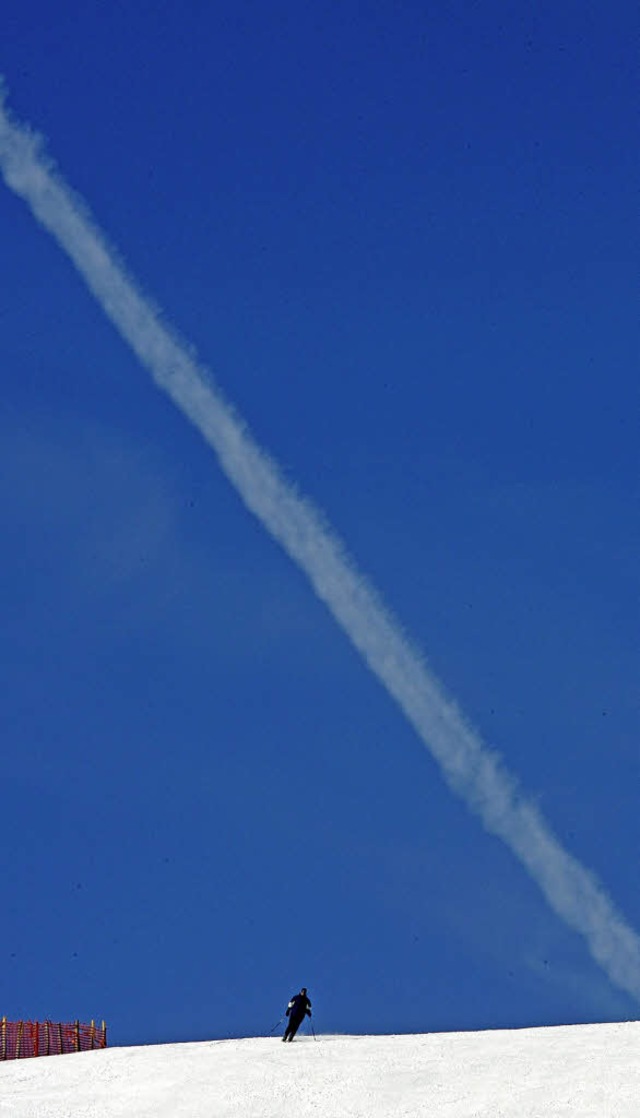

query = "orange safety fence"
[[0, 1018, 107, 1060]]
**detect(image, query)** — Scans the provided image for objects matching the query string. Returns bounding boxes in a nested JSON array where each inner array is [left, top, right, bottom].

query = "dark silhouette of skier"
[[282, 987, 312, 1041]]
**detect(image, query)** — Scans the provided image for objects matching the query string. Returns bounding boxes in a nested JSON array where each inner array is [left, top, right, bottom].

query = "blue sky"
[[1, 1, 638, 1046]]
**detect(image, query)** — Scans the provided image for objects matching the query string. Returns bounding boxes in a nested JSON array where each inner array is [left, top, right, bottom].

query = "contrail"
[[1, 89, 638, 1003]]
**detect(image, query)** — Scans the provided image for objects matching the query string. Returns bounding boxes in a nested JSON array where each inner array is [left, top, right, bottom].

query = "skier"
[[282, 987, 312, 1042]]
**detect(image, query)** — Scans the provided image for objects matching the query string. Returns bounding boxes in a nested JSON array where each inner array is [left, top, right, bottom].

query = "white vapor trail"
[[1, 90, 638, 1003]]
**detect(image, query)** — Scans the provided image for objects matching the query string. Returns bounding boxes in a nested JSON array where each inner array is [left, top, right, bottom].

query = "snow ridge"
[[1, 1022, 638, 1117]]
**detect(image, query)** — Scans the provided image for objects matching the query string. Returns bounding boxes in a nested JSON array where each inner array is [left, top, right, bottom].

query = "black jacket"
[[286, 992, 312, 1021]]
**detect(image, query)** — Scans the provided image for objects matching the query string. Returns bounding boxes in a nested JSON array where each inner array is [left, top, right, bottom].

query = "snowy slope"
[[0, 1022, 638, 1118]]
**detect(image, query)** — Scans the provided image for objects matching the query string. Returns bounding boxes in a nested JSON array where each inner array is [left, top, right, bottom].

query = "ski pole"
[[308, 1021, 323, 1058], [268, 1018, 284, 1035]]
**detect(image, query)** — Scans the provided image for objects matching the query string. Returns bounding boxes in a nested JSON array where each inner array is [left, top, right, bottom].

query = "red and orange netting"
[[0, 1019, 107, 1059]]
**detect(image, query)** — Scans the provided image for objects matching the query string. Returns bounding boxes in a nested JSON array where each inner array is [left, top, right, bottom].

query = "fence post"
[[58, 1022, 63, 1055], [74, 1020, 80, 1052], [1, 1017, 6, 1061], [102, 1020, 107, 1048], [45, 1020, 50, 1056], [16, 1021, 23, 1059]]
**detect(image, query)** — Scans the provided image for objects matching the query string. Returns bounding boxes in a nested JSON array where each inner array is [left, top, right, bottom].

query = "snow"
[[0, 1022, 638, 1117]]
